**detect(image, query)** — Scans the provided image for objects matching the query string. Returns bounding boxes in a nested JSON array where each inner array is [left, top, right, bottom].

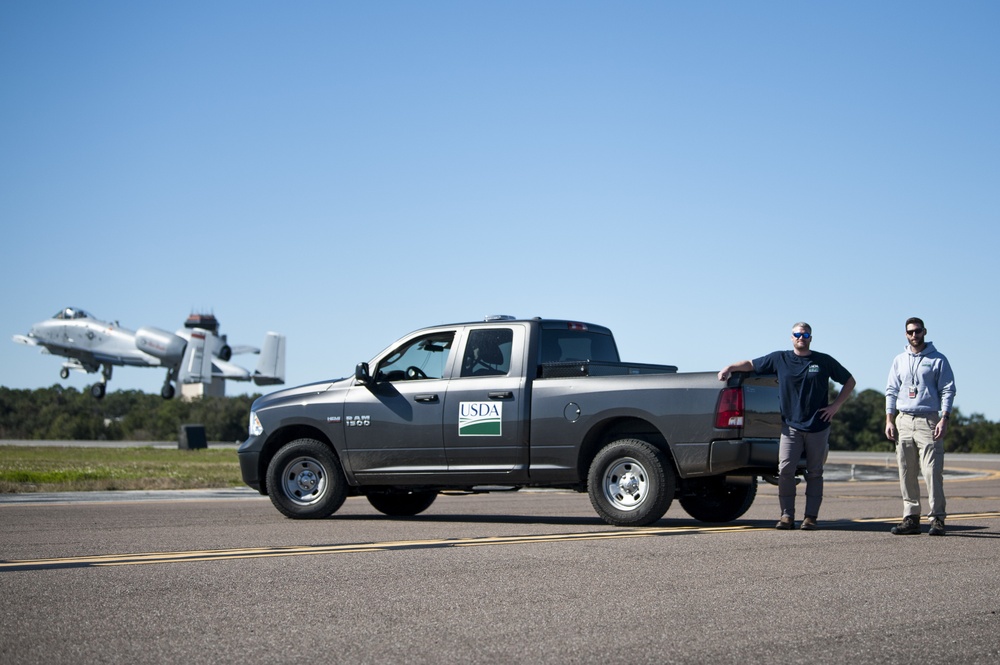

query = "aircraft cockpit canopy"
[[53, 307, 92, 320]]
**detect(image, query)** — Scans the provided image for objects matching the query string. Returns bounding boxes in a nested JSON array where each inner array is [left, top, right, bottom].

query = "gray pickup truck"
[[238, 317, 782, 527]]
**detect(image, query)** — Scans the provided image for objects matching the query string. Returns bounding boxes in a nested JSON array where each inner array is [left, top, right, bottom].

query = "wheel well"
[[258, 425, 336, 495], [577, 417, 677, 480]]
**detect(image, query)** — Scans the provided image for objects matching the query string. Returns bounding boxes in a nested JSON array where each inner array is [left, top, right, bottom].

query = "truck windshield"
[[376, 332, 455, 381]]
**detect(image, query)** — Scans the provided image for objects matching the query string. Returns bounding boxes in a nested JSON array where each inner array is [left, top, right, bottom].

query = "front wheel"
[[266, 438, 347, 519], [588, 438, 675, 527], [367, 490, 438, 516], [679, 476, 758, 522]]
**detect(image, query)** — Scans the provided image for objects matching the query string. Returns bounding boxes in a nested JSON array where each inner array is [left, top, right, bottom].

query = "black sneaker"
[[890, 516, 920, 535], [775, 515, 794, 530], [800, 516, 818, 530], [928, 518, 946, 536]]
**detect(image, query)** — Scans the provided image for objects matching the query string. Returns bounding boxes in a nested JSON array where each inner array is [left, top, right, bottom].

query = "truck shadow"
[[329, 513, 998, 536]]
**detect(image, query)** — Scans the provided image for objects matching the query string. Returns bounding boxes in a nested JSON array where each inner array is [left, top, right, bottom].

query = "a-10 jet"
[[12, 307, 286, 399]]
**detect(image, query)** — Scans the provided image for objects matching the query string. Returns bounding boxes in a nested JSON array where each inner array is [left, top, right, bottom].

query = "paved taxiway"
[[1, 452, 999, 664]]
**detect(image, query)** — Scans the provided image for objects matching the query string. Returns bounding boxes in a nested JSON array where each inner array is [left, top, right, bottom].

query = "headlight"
[[249, 411, 264, 437]]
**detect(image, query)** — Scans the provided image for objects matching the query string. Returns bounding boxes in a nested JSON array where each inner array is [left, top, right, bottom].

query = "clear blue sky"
[[2, 2, 998, 421]]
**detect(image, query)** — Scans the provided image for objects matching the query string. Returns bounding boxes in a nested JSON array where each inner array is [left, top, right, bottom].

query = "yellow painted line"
[[4, 513, 998, 571]]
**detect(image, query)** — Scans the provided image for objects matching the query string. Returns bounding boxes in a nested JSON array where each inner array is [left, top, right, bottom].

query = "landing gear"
[[60, 368, 70, 380], [161, 370, 175, 399], [89, 364, 113, 400]]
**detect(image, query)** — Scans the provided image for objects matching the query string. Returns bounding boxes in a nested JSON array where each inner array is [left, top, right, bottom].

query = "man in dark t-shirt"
[[718, 322, 855, 530]]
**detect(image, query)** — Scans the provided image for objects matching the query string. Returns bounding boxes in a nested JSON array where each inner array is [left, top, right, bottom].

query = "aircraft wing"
[[210, 358, 252, 381], [90, 351, 159, 368]]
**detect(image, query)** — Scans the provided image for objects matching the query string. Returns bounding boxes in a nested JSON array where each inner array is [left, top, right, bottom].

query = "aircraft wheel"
[[161, 384, 175, 400], [90, 384, 106, 400], [60, 368, 70, 380]]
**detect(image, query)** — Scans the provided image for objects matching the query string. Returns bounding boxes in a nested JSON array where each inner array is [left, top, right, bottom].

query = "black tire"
[[366, 490, 438, 516], [266, 438, 347, 519], [160, 384, 175, 400], [679, 476, 758, 522], [90, 383, 106, 399], [588, 438, 675, 527]]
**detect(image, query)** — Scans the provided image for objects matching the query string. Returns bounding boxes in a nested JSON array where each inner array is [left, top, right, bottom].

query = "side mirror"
[[355, 362, 372, 385]]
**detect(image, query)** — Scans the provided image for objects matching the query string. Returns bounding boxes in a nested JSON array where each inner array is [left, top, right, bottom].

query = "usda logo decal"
[[459, 402, 502, 436]]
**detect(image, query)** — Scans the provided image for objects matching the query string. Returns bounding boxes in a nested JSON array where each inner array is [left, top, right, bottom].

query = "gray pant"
[[778, 424, 830, 519], [895, 413, 947, 519]]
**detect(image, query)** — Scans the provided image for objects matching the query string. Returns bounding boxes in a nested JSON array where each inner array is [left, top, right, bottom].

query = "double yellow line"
[[4, 514, 999, 571], [0, 524, 754, 570]]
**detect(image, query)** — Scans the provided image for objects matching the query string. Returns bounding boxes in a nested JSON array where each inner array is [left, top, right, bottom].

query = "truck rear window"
[[539, 329, 620, 364]]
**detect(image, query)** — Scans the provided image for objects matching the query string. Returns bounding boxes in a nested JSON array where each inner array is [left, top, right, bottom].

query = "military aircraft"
[[12, 307, 286, 399]]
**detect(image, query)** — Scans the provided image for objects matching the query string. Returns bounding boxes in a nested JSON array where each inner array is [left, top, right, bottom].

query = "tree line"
[[1, 385, 999, 453], [829, 388, 1000, 454], [0, 386, 257, 443]]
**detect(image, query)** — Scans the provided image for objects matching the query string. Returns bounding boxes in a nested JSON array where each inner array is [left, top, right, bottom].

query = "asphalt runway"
[[2, 452, 999, 664]]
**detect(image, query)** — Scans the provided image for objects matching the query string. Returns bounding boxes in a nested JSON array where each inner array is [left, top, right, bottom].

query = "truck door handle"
[[414, 394, 439, 403], [488, 391, 513, 399]]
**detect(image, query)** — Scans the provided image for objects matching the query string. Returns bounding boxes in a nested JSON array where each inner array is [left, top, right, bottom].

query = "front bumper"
[[237, 437, 264, 493]]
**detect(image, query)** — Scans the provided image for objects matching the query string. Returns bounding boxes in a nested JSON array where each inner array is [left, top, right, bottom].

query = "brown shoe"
[[800, 516, 818, 530], [775, 515, 794, 530]]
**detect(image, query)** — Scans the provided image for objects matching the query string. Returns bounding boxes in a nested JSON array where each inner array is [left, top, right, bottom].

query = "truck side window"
[[461, 328, 513, 377], [376, 332, 454, 381]]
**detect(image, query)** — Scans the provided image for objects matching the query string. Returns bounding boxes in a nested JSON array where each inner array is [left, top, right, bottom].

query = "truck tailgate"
[[741, 374, 781, 438]]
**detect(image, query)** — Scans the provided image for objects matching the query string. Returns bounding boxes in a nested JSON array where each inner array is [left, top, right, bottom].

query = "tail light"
[[715, 388, 745, 429]]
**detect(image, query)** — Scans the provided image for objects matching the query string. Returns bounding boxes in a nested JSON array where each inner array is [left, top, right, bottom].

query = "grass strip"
[[0, 445, 243, 493]]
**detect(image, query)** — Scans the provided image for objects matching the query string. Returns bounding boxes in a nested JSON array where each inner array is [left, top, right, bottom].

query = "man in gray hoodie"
[[885, 317, 956, 536]]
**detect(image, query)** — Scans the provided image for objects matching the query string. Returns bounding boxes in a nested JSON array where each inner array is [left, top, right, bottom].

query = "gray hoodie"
[[885, 341, 956, 415]]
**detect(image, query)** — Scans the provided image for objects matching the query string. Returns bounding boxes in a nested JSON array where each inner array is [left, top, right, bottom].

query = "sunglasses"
[[792, 332, 812, 339], [906, 328, 925, 336]]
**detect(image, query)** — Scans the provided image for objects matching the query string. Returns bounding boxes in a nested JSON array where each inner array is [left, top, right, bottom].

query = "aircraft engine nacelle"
[[135, 326, 187, 363]]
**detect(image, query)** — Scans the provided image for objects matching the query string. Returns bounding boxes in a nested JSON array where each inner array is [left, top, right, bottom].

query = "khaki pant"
[[895, 413, 947, 519]]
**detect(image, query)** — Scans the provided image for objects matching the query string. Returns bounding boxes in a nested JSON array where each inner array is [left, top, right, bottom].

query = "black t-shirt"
[[752, 350, 852, 432]]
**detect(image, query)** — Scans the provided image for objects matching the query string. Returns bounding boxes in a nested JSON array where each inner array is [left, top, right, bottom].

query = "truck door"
[[344, 330, 455, 476], [442, 326, 528, 474]]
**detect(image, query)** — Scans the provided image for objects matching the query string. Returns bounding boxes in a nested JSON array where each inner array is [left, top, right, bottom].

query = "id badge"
[[908, 385, 918, 399]]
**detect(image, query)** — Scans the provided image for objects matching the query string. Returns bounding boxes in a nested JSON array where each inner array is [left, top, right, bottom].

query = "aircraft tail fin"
[[253, 332, 286, 386], [179, 331, 215, 384]]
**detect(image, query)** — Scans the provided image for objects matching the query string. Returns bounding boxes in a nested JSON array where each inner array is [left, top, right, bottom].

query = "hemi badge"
[[327, 416, 342, 423]]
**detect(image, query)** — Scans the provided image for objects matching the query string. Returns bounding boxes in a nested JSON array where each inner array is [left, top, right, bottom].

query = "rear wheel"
[[588, 438, 675, 527], [680, 476, 758, 522], [366, 490, 438, 516], [266, 438, 347, 519]]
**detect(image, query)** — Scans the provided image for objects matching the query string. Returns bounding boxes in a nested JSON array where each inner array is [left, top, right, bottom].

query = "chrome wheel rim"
[[601, 457, 648, 511], [280, 456, 328, 506]]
